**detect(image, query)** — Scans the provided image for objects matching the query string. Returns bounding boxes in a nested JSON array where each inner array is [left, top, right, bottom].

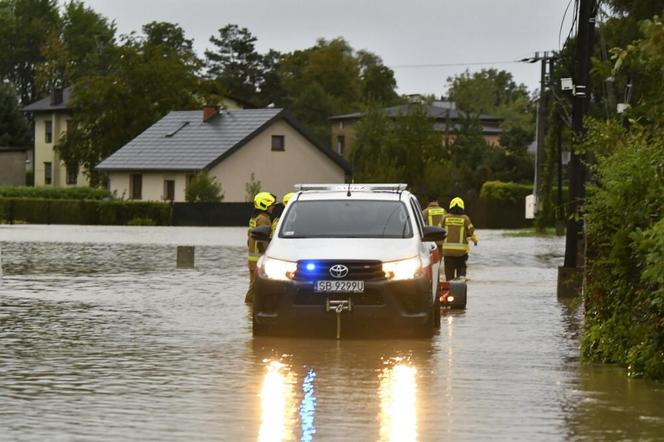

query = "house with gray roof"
[[97, 106, 351, 202], [329, 100, 504, 159]]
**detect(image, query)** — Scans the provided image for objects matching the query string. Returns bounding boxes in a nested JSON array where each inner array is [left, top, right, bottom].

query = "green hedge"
[[479, 181, 533, 203], [0, 198, 171, 225], [0, 186, 111, 200], [581, 121, 664, 380]]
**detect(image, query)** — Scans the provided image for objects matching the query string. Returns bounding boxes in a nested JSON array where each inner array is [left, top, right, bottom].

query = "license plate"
[[314, 280, 365, 293]]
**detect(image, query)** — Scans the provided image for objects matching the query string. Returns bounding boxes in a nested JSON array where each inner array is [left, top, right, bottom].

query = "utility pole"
[[558, 0, 597, 297], [521, 52, 556, 213]]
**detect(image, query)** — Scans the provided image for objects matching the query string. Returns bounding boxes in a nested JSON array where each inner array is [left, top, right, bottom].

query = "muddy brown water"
[[1, 225, 663, 441]]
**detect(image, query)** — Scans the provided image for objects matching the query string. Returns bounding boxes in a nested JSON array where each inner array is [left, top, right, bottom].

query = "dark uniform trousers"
[[444, 255, 468, 280]]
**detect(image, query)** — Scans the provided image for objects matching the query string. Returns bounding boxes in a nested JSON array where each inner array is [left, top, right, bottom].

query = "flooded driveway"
[[1, 225, 663, 441]]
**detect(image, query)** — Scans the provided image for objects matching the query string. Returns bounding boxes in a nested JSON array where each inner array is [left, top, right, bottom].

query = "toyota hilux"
[[250, 184, 447, 338]]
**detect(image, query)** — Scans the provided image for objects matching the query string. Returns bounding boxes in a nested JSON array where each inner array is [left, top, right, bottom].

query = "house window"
[[130, 174, 142, 200], [44, 162, 52, 185], [271, 135, 285, 151], [336, 135, 345, 155], [66, 165, 78, 185], [45, 120, 53, 143], [339, 120, 344, 129], [164, 180, 175, 201]]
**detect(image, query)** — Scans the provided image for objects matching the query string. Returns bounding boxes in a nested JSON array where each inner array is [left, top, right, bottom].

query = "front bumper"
[[253, 276, 433, 336]]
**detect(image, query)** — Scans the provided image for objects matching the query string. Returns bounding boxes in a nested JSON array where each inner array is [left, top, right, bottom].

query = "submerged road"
[[1, 226, 663, 441]]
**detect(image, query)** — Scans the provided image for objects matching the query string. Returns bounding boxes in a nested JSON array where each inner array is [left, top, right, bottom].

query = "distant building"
[[22, 87, 88, 187], [21, 86, 255, 189], [0, 146, 32, 185], [96, 106, 351, 202], [329, 100, 504, 159]]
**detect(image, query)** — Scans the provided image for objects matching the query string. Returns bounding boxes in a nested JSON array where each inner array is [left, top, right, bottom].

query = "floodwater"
[[1, 225, 663, 441]]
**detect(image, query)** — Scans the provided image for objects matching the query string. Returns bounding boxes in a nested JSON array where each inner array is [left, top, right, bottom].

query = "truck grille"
[[292, 260, 385, 281]]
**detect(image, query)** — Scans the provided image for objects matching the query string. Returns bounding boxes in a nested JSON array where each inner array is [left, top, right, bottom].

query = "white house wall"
[[209, 119, 346, 202], [109, 172, 189, 201], [106, 119, 347, 203], [33, 113, 89, 187]]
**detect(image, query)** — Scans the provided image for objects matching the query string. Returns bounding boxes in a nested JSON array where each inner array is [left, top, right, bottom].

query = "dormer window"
[[166, 122, 189, 138]]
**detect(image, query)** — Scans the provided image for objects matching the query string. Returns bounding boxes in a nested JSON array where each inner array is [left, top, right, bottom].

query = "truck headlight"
[[382, 256, 423, 280], [258, 256, 297, 281]]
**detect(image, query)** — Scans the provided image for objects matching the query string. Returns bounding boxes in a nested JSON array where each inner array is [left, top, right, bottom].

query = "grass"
[[502, 227, 563, 237]]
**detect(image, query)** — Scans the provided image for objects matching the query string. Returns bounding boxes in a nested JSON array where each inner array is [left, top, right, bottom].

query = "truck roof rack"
[[295, 183, 408, 192]]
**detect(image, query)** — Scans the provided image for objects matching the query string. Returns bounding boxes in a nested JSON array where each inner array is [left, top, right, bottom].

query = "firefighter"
[[422, 195, 446, 261], [271, 192, 295, 236], [245, 192, 276, 304], [441, 197, 478, 280], [422, 195, 446, 227]]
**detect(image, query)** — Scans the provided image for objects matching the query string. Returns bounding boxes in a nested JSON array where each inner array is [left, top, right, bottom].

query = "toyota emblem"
[[329, 264, 349, 279]]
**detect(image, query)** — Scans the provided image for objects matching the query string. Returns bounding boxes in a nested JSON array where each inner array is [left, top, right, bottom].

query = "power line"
[[559, 0, 575, 50], [389, 60, 521, 69]]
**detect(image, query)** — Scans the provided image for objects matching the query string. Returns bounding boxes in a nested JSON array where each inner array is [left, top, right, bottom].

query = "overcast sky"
[[82, 0, 572, 96]]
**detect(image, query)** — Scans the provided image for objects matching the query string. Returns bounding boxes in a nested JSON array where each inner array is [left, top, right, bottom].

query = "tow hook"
[[326, 299, 352, 339]]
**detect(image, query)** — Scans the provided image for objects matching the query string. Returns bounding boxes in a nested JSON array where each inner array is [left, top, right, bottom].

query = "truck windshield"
[[279, 200, 413, 238]]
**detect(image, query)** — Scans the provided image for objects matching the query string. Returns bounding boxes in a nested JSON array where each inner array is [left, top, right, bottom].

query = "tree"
[[142, 21, 200, 70], [278, 38, 364, 142], [350, 104, 441, 192], [0, 0, 60, 103], [185, 171, 224, 202], [349, 105, 400, 182], [0, 82, 30, 146], [357, 50, 399, 105], [446, 68, 534, 134], [36, 0, 116, 91], [56, 30, 200, 184], [205, 24, 263, 102]]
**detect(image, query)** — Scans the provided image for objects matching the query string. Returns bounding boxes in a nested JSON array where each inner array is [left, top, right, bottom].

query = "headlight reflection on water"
[[257, 360, 317, 442], [299, 369, 317, 442], [258, 360, 297, 442], [379, 360, 418, 442]]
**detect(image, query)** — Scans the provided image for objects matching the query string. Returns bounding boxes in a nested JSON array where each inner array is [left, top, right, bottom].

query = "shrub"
[[185, 171, 224, 203], [127, 217, 157, 226], [0, 198, 171, 226], [581, 120, 664, 380], [245, 172, 262, 202], [0, 186, 110, 200], [479, 181, 533, 203]]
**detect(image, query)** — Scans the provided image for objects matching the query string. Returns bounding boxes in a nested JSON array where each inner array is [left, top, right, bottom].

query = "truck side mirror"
[[422, 226, 446, 242], [250, 225, 272, 241]]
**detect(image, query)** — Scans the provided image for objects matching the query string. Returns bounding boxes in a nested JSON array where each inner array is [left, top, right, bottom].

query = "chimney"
[[51, 88, 64, 106], [203, 105, 220, 122]]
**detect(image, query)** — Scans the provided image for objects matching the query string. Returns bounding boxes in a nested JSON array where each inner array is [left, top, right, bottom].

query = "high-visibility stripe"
[[427, 207, 445, 227], [428, 213, 442, 227], [445, 218, 465, 226], [443, 243, 469, 251], [248, 255, 259, 262]]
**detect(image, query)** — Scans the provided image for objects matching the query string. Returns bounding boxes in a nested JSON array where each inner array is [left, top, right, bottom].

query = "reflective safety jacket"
[[270, 217, 280, 237], [441, 213, 475, 257], [247, 212, 271, 264], [422, 203, 446, 227]]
